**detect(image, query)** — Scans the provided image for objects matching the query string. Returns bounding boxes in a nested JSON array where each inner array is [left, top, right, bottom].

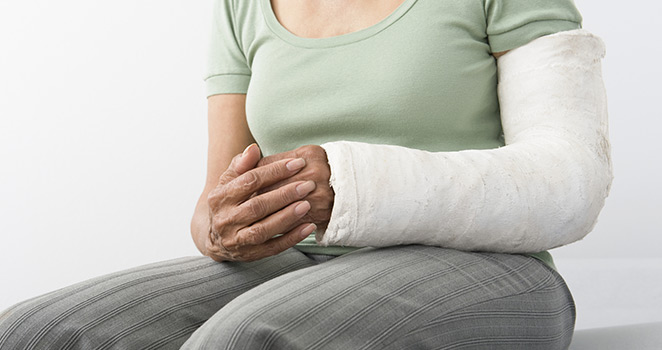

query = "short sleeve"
[[484, 0, 583, 53], [205, 0, 251, 97]]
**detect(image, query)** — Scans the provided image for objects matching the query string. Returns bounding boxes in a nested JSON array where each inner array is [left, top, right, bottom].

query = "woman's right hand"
[[205, 144, 318, 262]]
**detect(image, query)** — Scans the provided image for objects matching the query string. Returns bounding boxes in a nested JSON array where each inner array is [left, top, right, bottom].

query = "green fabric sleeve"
[[527, 251, 557, 271], [484, 0, 583, 53], [205, 0, 251, 96]]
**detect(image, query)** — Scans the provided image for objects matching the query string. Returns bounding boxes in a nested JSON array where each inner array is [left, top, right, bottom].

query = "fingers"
[[257, 146, 331, 195], [218, 143, 261, 186], [256, 178, 293, 196], [206, 145, 331, 263], [211, 200, 316, 262], [256, 145, 323, 168], [235, 180, 316, 224], [260, 223, 317, 258], [235, 223, 317, 262], [234, 143, 261, 174], [256, 150, 291, 168], [234, 198, 312, 246], [223, 157, 307, 203]]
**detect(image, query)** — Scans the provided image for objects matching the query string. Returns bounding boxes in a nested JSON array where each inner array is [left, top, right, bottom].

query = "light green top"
[[205, 0, 582, 269]]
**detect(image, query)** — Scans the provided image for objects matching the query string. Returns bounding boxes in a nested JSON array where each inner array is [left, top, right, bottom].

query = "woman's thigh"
[[182, 245, 575, 350], [0, 249, 317, 350]]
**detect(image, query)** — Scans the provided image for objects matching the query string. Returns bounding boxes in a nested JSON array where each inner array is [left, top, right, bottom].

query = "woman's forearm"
[[191, 191, 212, 256], [317, 30, 612, 253], [192, 93, 255, 257]]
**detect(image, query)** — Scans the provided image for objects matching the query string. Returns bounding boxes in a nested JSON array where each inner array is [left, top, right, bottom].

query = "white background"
[[1, 0, 661, 330]]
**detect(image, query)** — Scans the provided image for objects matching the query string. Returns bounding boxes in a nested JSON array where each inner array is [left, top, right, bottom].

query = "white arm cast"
[[318, 29, 613, 253]]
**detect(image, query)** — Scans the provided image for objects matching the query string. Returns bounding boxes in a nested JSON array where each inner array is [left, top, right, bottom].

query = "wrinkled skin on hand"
[[205, 144, 317, 262], [257, 145, 334, 232]]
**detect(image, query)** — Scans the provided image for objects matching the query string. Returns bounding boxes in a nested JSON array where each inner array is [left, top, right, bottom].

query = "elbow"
[[544, 150, 613, 250], [191, 193, 213, 257]]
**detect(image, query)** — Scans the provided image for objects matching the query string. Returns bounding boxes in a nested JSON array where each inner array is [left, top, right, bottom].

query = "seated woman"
[[0, 0, 611, 349]]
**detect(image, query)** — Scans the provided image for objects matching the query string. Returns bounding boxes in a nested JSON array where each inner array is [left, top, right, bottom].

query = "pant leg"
[[182, 245, 575, 350], [0, 249, 317, 350]]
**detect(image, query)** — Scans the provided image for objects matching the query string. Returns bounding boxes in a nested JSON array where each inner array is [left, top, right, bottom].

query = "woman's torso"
[[207, 0, 582, 259], [239, 0, 505, 157]]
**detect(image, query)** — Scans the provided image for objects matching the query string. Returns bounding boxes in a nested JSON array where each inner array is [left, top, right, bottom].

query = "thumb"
[[218, 143, 261, 185], [234, 143, 261, 174]]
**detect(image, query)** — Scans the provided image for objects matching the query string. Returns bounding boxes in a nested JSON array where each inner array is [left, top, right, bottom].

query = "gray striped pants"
[[0, 246, 575, 349]]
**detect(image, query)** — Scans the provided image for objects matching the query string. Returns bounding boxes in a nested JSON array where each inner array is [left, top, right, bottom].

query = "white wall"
[[1, 0, 660, 313], [551, 0, 662, 260], [0, 0, 208, 310]]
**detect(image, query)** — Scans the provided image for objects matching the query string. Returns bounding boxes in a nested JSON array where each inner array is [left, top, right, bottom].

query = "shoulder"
[[484, 0, 583, 53]]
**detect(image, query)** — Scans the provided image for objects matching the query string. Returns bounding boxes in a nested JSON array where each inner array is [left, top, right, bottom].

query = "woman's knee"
[[184, 248, 577, 350], [383, 265, 576, 349], [0, 256, 223, 350], [1, 252, 317, 350], [0, 296, 95, 350], [182, 299, 317, 350]]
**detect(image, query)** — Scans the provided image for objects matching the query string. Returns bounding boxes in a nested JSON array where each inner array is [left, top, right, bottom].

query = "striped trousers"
[[0, 246, 575, 349]]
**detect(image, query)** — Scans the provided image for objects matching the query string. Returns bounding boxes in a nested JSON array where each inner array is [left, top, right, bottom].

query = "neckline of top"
[[260, 0, 419, 49]]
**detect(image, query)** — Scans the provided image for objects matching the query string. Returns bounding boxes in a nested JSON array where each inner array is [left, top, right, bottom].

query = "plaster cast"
[[318, 29, 612, 253]]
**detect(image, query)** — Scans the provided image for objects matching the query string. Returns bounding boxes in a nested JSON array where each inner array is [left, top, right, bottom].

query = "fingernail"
[[296, 181, 316, 197], [294, 201, 311, 216], [286, 158, 305, 171], [300, 223, 316, 238], [242, 144, 255, 157]]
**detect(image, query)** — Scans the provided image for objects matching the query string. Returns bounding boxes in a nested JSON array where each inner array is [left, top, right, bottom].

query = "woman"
[[0, 0, 611, 349]]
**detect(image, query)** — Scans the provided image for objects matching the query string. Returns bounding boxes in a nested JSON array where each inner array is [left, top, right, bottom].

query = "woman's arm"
[[191, 94, 317, 261], [317, 29, 612, 253], [190, 94, 256, 254]]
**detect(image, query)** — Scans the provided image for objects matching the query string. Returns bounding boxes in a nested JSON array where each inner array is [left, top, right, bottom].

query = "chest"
[[270, 0, 406, 38], [243, 0, 503, 155]]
